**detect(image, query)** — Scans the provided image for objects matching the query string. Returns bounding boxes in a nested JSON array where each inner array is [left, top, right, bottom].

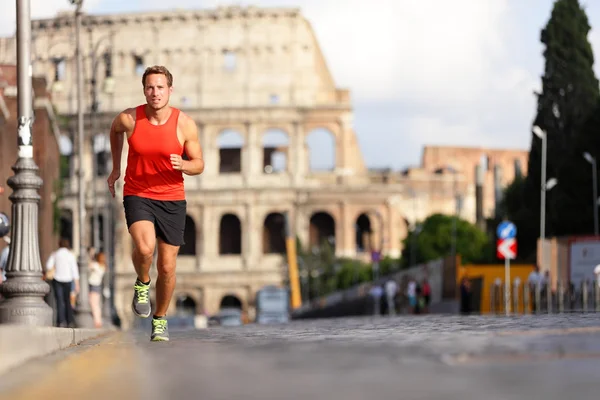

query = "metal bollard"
[[558, 281, 564, 313], [582, 281, 589, 313], [513, 281, 520, 314], [535, 283, 542, 314], [547, 285, 553, 314], [523, 284, 530, 314], [595, 283, 600, 312], [490, 284, 496, 314]]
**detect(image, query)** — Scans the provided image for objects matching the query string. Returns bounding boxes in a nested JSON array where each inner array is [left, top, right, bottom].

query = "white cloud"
[[2, 0, 600, 169], [0, 0, 103, 36]]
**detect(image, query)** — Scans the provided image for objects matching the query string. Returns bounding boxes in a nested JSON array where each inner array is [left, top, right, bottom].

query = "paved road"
[[2, 314, 600, 400]]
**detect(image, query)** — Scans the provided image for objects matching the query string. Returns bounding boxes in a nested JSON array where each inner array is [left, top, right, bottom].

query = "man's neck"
[[144, 104, 172, 125]]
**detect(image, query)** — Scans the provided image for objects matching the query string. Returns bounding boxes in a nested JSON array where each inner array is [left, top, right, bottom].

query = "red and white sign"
[[497, 237, 517, 260]]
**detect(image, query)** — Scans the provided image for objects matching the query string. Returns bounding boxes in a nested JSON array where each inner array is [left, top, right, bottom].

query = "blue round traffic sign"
[[497, 221, 516, 239]]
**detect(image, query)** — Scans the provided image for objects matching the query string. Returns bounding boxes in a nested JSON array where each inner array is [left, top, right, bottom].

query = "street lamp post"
[[88, 28, 115, 252], [71, 0, 93, 328], [0, 0, 53, 325], [533, 125, 558, 273], [583, 152, 599, 236]]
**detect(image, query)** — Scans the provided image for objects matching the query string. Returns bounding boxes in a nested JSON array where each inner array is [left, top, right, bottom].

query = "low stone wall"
[[292, 257, 456, 319], [0, 325, 112, 376]]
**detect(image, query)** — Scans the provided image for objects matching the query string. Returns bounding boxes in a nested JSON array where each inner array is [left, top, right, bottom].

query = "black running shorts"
[[123, 195, 187, 246]]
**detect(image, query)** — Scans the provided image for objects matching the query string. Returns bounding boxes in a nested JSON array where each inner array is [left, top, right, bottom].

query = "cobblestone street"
[[2, 314, 600, 399]]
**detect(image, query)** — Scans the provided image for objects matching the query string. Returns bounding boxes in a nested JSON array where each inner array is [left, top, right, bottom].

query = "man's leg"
[[130, 221, 156, 283], [154, 238, 179, 317], [149, 239, 179, 342], [129, 221, 156, 318]]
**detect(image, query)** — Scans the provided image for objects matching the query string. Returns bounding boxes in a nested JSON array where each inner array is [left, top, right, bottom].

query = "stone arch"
[[219, 213, 242, 255], [262, 128, 289, 174], [306, 127, 336, 172], [220, 294, 243, 309], [217, 129, 245, 174], [355, 213, 373, 253], [263, 212, 286, 254], [175, 293, 197, 316], [179, 215, 196, 255], [309, 211, 336, 252]]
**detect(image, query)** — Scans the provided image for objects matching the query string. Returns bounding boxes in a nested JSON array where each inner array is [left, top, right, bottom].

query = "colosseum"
[[0, 6, 527, 327]]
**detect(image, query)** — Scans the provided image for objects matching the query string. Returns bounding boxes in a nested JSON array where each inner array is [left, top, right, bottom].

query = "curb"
[[0, 325, 113, 376]]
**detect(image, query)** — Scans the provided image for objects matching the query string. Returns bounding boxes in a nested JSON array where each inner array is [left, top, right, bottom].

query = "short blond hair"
[[142, 65, 173, 88]]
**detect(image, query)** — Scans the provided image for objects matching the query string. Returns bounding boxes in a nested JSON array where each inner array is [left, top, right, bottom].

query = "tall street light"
[[583, 152, 599, 236], [71, 0, 93, 328], [446, 166, 462, 262], [0, 0, 53, 326], [88, 28, 115, 252], [532, 125, 558, 272]]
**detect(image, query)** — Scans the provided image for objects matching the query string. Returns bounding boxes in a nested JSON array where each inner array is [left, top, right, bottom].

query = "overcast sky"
[[2, 0, 600, 170]]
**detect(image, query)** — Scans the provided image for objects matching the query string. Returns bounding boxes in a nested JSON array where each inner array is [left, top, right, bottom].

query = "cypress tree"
[[525, 0, 599, 239]]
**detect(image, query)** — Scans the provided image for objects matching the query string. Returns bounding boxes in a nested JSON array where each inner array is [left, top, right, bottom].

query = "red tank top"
[[123, 105, 185, 201]]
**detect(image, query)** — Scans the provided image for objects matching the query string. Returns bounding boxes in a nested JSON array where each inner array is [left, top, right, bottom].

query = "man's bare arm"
[[175, 116, 204, 176], [107, 110, 134, 197], [109, 111, 132, 172]]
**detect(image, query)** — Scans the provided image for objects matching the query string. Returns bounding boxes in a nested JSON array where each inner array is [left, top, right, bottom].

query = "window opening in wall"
[[223, 50, 236, 71], [270, 94, 280, 104], [262, 129, 289, 174], [53, 57, 66, 81], [134, 55, 144, 76], [218, 130, 244, 174]]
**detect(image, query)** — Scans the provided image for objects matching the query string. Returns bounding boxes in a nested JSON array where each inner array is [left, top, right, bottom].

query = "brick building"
[[0, 64, 62, 266]]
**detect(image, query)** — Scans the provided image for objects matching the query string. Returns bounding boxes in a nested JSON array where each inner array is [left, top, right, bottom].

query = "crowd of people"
[[369, 276, 432, 316]]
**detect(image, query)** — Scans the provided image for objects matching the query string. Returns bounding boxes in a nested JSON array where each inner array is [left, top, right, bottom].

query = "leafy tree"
[[525, 0, 599, 238], [400, 213, 490, 266]]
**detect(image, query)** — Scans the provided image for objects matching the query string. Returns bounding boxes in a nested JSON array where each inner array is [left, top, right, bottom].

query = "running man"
[[107, 65, 205, 341]]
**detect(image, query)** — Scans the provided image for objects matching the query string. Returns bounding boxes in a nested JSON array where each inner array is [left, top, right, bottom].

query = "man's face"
[[143, 74, 172, 110], [0, 184, 4, 195]]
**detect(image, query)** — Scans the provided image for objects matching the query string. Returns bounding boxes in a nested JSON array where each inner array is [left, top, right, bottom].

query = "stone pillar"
[[203, 207, 218, 259], [243, 123, 260, 185], [295, 206, 309, 252], [243, 202, 261, 269], [185, 205, 203, 271], [204, 125, 220, 178], [340, 201, 354, 258], [292, 122, 306, 186]]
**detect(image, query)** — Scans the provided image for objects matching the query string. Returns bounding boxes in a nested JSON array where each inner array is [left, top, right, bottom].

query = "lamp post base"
[[0, 275, 52, 326]]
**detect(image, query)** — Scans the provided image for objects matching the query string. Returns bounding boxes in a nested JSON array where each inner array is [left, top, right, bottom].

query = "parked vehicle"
[[255, 285, 289, 324]]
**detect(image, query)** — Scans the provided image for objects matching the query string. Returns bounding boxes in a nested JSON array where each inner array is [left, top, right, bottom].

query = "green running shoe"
[[151, 318, 169, 342], [131, 279, 151, 318]]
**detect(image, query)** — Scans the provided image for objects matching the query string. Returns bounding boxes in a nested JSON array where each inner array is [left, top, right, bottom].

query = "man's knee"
[[134, 242, 155, 260], [156, 261, 176, 277]]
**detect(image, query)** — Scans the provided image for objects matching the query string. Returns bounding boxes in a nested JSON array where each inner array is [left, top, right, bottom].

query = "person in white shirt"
[[88, 252, 106, 328], [385, 279, 398, 315], [406, 279, 417, 313], [46, 238, 80, 328]]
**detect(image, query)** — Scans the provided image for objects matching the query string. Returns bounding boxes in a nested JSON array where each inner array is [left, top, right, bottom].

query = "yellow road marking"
[[3, 332, 141, 400]]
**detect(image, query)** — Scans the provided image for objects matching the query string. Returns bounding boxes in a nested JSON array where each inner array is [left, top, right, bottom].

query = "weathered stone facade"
[[0, 6, 528, 327], [0, 65, 61, 266]]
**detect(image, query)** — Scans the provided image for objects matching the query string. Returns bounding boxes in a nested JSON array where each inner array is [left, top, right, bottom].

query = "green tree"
[[552, 99, 600, 235], [400, 213, 490, 266], [525, 0, 599, 238]]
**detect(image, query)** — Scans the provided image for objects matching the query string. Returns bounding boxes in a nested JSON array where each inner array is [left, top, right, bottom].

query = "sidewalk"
[[0, 324, 111, 377]]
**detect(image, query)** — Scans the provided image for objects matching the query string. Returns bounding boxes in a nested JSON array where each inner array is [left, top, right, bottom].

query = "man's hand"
[[170, 154, 185, 171], [107, 169, 120, 198]]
